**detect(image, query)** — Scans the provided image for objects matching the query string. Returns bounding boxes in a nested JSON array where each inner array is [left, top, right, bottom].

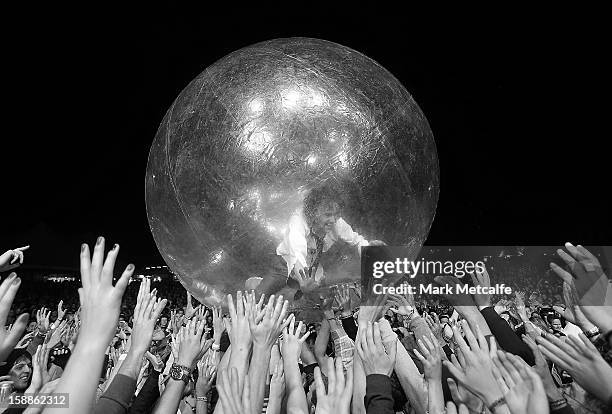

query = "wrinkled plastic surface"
[[145, 38, 439, 308]]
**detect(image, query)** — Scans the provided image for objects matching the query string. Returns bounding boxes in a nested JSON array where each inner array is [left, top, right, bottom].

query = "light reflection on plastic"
[[282, 89, 300, 108], [244, 130, 272, 153], [249, 98, 264, 113]]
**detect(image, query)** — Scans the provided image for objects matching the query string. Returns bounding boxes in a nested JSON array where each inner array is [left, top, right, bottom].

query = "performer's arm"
[[334, 218, 369, 249], [277, 215, 308, 276]]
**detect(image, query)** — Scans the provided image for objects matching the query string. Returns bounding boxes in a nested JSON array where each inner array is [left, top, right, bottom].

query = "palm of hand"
[[570, 354, 612, 400], [299, 276, 318, 292], [459, 357, 499, 399], [251, 318, 277, 345], [422, 358, 441, 380], [504, 380, 530, 414], [281, 336, 301, 360], [448, 379, 483, 413]]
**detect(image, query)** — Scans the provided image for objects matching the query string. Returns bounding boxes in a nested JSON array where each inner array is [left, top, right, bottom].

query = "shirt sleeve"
[[276, 214, 308, 275], [334, 218, 369, 250], [329, 321, 355, 369]]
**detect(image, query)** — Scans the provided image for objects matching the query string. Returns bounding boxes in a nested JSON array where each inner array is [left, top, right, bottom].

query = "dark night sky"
[[2, 7, 609, 270]]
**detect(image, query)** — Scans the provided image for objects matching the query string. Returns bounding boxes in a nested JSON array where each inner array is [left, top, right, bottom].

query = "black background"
[[2, 6, 609, 269]]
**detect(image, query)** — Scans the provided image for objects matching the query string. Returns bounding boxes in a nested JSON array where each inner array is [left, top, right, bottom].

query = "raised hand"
[[176, 318, 211, 368], [433, 276, 478, 316], [334, 284, 352, 317], [468, 266, 492, 308], [195, 306, 208, 323], [27, 344, 51, 393], [247, 294, 289, 348], [425, 313, 446, 346], [442, 320, 504, 408], [444, 401, 470, 414], [293, 262, 319, 293], [446, 378, 484, 414], [0, 245, 29, 271], [550, 243, 612, 332], [536, 332, 612, 402], [0, 273, 29, 361], [357, 291, 389, 326], [211, 306, 225, 344], [552, 281, 598, 333], [36, 307, 51, 335], [131, 278, 167, 353], [514, 291, 529, 322], [268, 358, 285, 401], [356, 321, 396, 376], [195, 358, 217, 398], [414, 332, 442, 380], [491, 351, 548, 414], [184, 292, 200, 320], [15, 331, 36, 349], [78, 238, 134, 345], [225, 291, 252, 349], [388, 293, 415, 317], [280, 316, 309, 360], [145, 351, 164, 372], [56, 300, 66, 322], [45, 237, 134, 414], [46, 319, 69, 349], [521, 335, 560, 397], [314, 357, 353, 414]]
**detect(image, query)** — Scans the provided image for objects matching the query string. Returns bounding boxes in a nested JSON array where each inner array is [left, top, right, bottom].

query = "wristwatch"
[[169, 363, 192, 383], [584, 326, 600, 339]]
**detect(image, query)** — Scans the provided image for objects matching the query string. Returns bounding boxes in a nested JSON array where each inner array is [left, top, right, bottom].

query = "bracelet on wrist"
[[196, 396, 208, 402], [487, 396, 507, 412], [549, 397, 567, 410]]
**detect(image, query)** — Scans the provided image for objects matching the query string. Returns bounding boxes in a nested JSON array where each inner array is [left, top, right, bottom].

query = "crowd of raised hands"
[[0, 240, 610, 414]]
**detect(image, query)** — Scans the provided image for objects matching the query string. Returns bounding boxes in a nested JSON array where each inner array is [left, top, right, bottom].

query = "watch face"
[[170, 365, 185, 380]]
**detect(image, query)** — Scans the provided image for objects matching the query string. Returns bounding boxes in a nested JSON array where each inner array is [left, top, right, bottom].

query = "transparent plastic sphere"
[[145, 38, 439, 308]]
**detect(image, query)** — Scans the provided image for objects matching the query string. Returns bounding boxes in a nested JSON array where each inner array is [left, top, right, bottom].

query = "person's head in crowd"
[[26, 320, 38, 333], [1, 349, 33, 392], [176, 308, 184, 318], [159, 315, 169, 329], [150, 328, 168, 356], [550, 317, 563, 331], [439, 314, 450, 325], [303, 184, 341, 236]]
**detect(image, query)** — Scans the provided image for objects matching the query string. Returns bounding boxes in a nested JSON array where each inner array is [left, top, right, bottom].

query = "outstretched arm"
[[44, 238, 133, 414]]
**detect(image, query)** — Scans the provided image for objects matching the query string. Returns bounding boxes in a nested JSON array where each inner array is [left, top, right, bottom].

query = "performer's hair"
[[303, 182, 342, 225]]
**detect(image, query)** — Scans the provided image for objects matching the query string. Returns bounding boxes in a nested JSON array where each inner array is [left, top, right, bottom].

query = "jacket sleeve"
[[94, 374, 136, 414], [364, 374, 395, 414], [481, 306, 534, 365]]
